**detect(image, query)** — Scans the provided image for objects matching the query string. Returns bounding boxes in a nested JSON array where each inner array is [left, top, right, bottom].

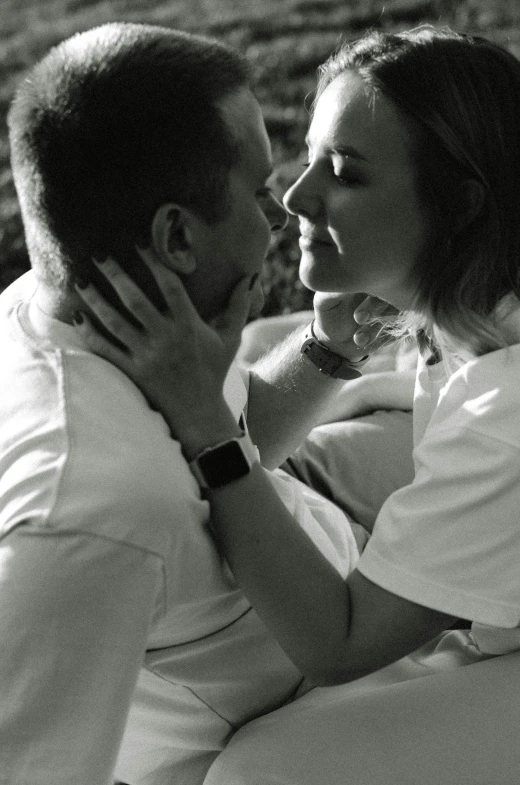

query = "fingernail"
[[72, 310, 84, 324], [93, 256, 107, 264], [355, 310, 369, 325], [355, 331, 370, 347]]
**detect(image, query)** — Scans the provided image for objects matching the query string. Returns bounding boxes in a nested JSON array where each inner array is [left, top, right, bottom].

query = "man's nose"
[[267, 194, 289, 232]]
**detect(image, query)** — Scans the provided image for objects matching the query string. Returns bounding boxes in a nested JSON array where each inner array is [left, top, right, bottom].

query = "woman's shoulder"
[[429, 343, 520, 448], [494, 292, 520, 347]]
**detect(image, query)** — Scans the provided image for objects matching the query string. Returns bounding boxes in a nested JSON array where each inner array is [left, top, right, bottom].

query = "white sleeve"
[[0, 526, 164, 785], [358, 424, 520, 627]]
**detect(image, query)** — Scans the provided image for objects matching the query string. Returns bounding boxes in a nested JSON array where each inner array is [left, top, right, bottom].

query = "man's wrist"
[[301, 321, 369, 381], [312, 320, 358, 358]]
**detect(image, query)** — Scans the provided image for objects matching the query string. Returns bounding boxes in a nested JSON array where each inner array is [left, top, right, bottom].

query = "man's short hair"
[[8, 22, 251, 288]]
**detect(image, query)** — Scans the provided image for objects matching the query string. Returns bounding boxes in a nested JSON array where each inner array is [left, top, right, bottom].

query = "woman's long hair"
[[315, 26, 520, 361]]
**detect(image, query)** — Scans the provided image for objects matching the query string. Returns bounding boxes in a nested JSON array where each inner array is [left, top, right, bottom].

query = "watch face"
[[198, 440, 251, 487]]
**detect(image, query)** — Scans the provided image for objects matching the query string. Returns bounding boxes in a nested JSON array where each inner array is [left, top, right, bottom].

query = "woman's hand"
[[313, 291, 397, 359], [73, 248, 252, 452]]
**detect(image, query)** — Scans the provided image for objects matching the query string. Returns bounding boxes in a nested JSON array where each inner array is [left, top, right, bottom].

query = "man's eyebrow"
[[305, 134, 368, 162]]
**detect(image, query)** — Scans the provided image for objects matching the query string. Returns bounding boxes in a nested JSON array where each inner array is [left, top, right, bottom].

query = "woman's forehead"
[[310, 71, 413, 165]]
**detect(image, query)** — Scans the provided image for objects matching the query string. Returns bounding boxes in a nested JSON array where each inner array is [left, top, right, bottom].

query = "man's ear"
[[151, 203, 197, 274]]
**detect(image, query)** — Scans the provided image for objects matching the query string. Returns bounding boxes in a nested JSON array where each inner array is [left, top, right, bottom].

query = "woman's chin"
[[299, 256, 344, 294]]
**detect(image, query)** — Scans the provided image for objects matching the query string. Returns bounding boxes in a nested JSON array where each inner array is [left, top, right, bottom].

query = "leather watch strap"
[[301, 321, 369, 380]]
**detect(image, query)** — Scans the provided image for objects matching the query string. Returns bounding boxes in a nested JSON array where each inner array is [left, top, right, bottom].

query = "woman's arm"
[[73, 256, 454, 685], [202, 463, 454, 685]]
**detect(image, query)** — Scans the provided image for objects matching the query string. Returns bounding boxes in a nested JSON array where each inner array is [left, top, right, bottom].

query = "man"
[[0, 22, 413, 785]]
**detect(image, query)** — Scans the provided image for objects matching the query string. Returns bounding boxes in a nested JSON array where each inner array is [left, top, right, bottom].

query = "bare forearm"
[[206, 462, 352, 681], [163, 399, 451, 687], [246, 337, 415, 466], [166, 401, 352, 682], [245, 325, 345, 469], [204, 461, 452, 687]]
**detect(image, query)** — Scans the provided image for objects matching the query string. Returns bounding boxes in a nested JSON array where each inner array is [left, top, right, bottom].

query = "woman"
[[75, 26, 520, 785]]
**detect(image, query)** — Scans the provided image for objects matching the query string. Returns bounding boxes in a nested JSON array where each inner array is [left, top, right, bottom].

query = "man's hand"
[[313, 291, 397, 360]]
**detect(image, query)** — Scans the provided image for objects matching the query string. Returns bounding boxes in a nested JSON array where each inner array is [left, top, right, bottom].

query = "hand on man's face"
[[73, 251, 255, 435]]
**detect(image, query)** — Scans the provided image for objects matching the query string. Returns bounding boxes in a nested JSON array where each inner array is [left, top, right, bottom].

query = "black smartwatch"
[[189, 433, 260, 489], [301, 321, 369, 380]]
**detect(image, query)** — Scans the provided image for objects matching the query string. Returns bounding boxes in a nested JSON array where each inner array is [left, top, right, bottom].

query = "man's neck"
[[33, 279, 81, 325]]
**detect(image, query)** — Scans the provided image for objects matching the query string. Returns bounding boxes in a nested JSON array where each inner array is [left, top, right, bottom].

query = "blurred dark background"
[[2, 0, 519, 314]]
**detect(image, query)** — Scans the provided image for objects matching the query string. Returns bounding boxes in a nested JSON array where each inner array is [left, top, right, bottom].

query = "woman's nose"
[[283, 167, 316, 218], [283, 180, 298, 216]]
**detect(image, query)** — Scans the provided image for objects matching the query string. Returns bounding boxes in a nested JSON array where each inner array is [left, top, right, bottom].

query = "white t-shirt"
[[0, 273, 358, 785], [359, 346, 520, 656]]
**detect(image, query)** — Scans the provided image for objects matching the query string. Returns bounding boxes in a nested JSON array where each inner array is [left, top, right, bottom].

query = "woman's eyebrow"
[[305, 134, 369, 162], [333, 144, 369, 162]]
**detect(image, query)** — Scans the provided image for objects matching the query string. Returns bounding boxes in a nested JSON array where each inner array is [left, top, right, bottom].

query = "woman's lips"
[[299, 235, 333, 249]]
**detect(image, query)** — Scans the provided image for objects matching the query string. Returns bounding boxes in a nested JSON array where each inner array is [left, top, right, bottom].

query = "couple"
[[2, 20, 520, 785]]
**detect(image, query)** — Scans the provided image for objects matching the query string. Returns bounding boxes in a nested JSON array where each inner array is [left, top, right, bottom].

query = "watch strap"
[[301, 321, 369, 380]]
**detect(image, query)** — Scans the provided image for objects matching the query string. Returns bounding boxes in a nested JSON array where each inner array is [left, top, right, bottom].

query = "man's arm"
[[0, 528, 161, 785], [245, 333, 415, 470], [245, 324, 347, 469], [244, 295, 401, 469]]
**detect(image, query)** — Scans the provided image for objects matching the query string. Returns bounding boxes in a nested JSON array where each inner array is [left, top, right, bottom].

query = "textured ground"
[[2, 0, 519, 313]]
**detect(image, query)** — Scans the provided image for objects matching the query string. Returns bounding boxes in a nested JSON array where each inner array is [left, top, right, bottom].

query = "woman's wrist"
[[169, 399, 243, 462]]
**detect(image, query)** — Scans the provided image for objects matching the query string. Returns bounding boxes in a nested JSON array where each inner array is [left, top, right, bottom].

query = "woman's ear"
[[151, 203, 197, 274]]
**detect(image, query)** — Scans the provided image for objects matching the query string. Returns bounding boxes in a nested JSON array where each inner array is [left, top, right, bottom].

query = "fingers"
[[352, 296, 399, 350], [313, 291, 397, 357], [72, 311, 133, 372], [74, 278, 144, 351], [313, 291, 365, 314], [213, 276, 251, 335], [353, 296, 392, 325], [135, 246, 198, 327], [209, 275, 253, 364], [353, 322, 386, 350], [89, 257, 163, 332]]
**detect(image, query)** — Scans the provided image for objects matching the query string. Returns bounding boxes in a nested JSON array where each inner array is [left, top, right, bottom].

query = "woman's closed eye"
[[301, 159, 364, 186], [334, 169, 364, 186]]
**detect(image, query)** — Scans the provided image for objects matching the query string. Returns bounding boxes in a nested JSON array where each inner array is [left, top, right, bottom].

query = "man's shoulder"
[[0, 320, 206, 551], [0, 271, 37, 314]]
